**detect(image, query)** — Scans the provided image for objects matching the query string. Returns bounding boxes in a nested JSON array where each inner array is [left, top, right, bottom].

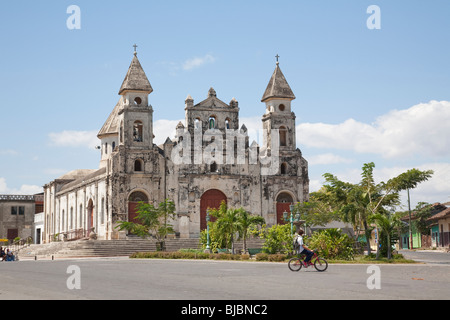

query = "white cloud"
[[182, 54, 216, 71], [308, 153, 354, 165], [153, 119, 184, 145], [0, 178, 7, 193], [310, 162, 450, 209], [0, 177, 42, 195], [48, 130, 99, 148], [297, 100, 450, 159], [0, 149, 18, 156]]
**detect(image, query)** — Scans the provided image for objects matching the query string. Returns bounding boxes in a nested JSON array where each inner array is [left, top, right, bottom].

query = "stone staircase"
[[17, 237, 264, 260]]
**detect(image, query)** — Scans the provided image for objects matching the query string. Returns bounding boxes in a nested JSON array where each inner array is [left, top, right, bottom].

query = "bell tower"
[[117, 45, 154, 150], [261, 56, 297, 152]]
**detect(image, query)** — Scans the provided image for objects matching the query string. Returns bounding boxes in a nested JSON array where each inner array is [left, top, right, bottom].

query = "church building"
[[42, 50, 309, 242]]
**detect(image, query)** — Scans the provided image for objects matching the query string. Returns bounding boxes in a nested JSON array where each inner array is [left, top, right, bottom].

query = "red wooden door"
[[128, 202, 140, 223], [127, 191, 148, 224], [200, 189, 227, 230], [276, 202, 292, 225]]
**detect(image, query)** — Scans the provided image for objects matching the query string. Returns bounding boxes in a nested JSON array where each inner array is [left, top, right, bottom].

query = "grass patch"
[[329, 253, 417, 264]]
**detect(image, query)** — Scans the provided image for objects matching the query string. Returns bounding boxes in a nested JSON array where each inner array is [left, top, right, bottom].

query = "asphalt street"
[[0, 251, 449, 301], [400, 249, 450, 265]]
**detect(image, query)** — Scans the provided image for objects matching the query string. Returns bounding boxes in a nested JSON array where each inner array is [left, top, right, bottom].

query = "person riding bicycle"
[[294, 229, 314, 266]]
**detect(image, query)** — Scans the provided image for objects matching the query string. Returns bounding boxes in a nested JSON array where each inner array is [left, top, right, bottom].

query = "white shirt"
[[296, 235, 304, 253]]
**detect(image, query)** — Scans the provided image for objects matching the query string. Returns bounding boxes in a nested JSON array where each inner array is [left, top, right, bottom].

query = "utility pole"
[[407, 188, 413, 249]]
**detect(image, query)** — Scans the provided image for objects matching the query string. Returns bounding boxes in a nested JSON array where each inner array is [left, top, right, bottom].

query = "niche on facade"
[[134, 159, 144, 172], [133, 121, 143, 142]]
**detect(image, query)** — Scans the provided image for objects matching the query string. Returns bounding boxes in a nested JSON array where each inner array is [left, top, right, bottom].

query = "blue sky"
[[1, 1, 449, 208]]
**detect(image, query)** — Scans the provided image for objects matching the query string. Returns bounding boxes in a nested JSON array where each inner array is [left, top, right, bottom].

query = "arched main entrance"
[[200, 189, 227, 231], [276, 192, 294, 225], [128, 191, 149, 223]]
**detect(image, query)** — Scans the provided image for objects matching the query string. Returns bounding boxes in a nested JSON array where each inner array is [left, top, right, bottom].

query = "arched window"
[[209, 116, 216, 129], [79, 204, 83, 227], [210, 162, 218, 173], [133, 121, 143, 142], [225, 118, 230, 129], [101, 198, 105, 224], [279, 126, 287, 147], [69, 207, 73, 229], [281, 162, 287, 175], [129, 191, 148, 202], [134, 159, 143, 172], [194, 118, 201, 130], [279, 104, 285, 111], [112, 141, 116, 151], [134, 97, 142, 105], [120, 121, 124, 143], [61, 210, 65, 232]]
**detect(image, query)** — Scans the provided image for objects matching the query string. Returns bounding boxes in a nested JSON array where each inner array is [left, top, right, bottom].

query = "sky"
[[0, 0, 449, 210]]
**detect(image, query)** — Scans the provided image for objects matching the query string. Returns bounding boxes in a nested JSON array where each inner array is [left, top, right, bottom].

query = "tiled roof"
[[428, 207, 450, 221]]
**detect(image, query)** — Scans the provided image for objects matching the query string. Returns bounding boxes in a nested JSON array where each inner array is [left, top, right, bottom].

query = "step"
[[17, 237, 264, 259]]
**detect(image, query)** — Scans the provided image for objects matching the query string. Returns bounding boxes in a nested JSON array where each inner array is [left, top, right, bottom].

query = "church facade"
[[42, 51, 309, 242]]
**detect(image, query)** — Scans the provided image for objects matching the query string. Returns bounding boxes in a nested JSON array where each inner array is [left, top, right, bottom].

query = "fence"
[[51, 228, 88, 242]]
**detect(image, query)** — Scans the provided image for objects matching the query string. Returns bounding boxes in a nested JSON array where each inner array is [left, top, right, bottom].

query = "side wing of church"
[[42, 52, 309, 242]]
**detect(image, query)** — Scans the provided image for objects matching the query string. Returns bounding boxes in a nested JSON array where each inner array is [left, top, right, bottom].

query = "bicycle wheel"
[[314, 257, 328, 272], [288, 258, 303, 272]]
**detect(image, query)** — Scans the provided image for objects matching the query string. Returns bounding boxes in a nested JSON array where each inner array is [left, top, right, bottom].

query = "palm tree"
[[209, 202, 240, 254], [370, 213, 400, 259], [236, 209, 265, 254]]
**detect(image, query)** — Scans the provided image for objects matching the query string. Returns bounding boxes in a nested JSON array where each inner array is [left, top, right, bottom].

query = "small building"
[[400, 202, 450, 249], [427, 202, 450, 248], [0, 194, 42, 242]]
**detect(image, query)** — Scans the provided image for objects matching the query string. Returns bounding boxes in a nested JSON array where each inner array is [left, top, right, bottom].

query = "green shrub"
[[308, 228, 354, 260], [259, 224, 292, 254], [268, 254, 287, 262], [255, 253, 268, 261], [130, 251, 288, 262], [215, 253, 232, 260]]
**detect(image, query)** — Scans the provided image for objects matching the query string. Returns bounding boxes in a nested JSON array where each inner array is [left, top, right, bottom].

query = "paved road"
[[400, 249, 450, 265], [0, 257, 449, 301]]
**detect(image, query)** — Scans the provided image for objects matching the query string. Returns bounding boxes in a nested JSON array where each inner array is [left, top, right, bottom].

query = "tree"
[[236, 208, 265, 253], [323, 163, 433, 256], [259, 223, 293, 255], [293, 191, 339, 228], [369, 213, 401, 259], [115, 199, 177, 251], [411, 202, 432, 235], [209, 201, 241, 254]]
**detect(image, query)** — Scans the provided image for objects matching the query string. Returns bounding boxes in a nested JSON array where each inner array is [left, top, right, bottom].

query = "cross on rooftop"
[[133, 44, 138, 55], [275, 54, 280, 64]]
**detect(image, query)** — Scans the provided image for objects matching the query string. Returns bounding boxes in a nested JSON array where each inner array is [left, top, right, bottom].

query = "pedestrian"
[[6, 249, 15, 261], [296, 229, 314, 266]]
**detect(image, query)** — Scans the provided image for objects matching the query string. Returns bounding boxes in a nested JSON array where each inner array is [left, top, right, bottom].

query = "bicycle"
[[288, 251, 328, 272]]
